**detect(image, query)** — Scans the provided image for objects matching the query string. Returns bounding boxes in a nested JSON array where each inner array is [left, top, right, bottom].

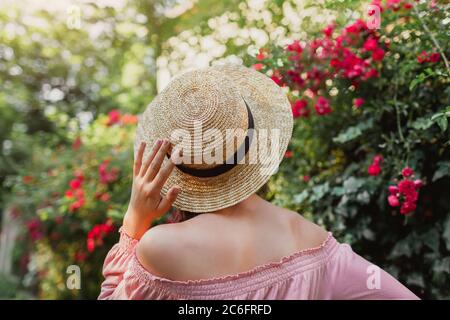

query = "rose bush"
[[5, 111, 145, 299], [247, 0, 449, 298]]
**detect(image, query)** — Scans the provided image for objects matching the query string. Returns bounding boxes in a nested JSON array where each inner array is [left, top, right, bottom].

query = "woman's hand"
[[123, 139, 182, 240]]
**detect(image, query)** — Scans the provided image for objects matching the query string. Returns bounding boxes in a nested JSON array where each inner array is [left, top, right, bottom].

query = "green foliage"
[[250, 0, 450, 299], [5, 115, 137, 299]]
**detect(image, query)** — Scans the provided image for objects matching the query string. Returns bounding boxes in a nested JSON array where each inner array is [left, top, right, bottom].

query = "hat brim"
[[135, 64, 293, 213]]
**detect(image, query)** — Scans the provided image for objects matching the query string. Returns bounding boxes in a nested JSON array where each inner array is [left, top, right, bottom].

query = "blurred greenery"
[[0, 0, 449, 299]]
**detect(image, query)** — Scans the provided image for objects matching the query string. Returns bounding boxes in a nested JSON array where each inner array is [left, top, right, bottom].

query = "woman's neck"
[[210, 193, 268, 217]]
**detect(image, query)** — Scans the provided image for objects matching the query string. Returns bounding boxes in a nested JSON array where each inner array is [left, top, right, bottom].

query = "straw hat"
[[135, 64, 293, 213]]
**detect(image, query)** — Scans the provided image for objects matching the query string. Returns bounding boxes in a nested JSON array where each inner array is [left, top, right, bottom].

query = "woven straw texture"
[[135, 64, 293, 212]]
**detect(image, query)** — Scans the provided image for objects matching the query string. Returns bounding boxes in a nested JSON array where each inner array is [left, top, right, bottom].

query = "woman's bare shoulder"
[[276, 206, 330, 249], [136, 222, 191, 279], [136, 218, 218, 280]]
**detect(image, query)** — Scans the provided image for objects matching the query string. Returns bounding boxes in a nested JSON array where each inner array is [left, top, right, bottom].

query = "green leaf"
[[409, 70, 433, 91], [433, 161, 450, 182], [343, 177, 364, 194], [333, 119, 374, 144], [431, 113, 443, 121], [390, 239, 413, 258], [356, 191, 370, 204], [433, 257, 450, 274], [293, 190, 309, 204], [362, 228, 375, 241], [406, 273, 425, 288], [410, 116, 434, 130], [436, 116, 448, 132], [422, 229, 440, 252], [333, 126, 362, 144], [409, 78, 420, 91], [310, 183, 330, 201], [331, 186, 345, 196]]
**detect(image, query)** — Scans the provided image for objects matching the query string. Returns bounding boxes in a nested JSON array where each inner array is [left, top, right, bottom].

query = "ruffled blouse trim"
[[126, 231, 340, 298], [117, 227, 139, 253]]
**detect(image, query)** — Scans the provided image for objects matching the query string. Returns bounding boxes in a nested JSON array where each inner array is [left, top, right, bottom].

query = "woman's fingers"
[[152, 147, 181, 190], [134, 142, 146, 176], [140, 139, 163, 178], [144, 139, 170, 182], [156, 185, 181, 214]]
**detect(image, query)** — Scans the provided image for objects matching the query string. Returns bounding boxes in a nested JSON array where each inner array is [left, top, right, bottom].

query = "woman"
[[98, 64, 418, 300]]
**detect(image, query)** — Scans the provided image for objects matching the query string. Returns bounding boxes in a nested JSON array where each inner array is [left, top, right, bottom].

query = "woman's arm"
[[98, 139, 182, 299], [123, 139, 181, 240], [98, 228, 138, 299], [328, 243, 419, 300]]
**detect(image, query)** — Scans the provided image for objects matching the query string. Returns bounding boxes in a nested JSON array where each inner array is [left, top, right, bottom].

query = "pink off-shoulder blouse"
[[98, 228, 419, 300]]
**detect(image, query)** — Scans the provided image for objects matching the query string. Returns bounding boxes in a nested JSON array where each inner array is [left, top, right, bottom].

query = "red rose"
[[372, 48, 385, 61], [330, 58, 341, 69], [388, 185, 399, 195], [353, 98, 364, 108], [398, 179, 415, 195], [414, 179, 423, 189], [284, 150, 293, 158], [388, 195, 400, 207], [373, 155, 383, 164], [87, 238, 95, 253], [69, 178, 82, 189], [401, 167, 414, 178], [362, 68, 379, 79], [400, 201, 416, 215], [323, 24, 334, 38], [65, 190, 74, 199], [286, 40, 302, 53], [252, 63, 264, 71], [368, 163, 381, 176], [403, 3, 413, 10], [27, 218, 43, 241], [405, 190, 418, 203], [345, 19, 367, 34], [417, 51, 428, 63], [107, 110, 121, 126], [429, 52, 440, 63], [69, 198, 85, 212], [271, 75, 283, 86], [314, 97, 332, 115], [291, 99, 310, 118], [363, 38, 378, 51], [256, 49, 265, 61]]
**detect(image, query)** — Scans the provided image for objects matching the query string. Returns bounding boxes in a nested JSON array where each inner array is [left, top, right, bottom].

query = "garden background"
[[0, 0, 449, 299]]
